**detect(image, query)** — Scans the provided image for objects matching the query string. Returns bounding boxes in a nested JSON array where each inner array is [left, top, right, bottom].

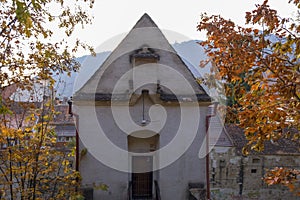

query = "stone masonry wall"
[[210, 146, 300, 200]]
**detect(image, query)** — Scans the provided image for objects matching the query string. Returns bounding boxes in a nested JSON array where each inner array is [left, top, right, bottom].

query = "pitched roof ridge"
[[133, 13, 158, 28]]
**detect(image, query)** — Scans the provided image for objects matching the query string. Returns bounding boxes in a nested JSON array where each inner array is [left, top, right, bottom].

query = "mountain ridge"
[[54, 40, 211, 99]]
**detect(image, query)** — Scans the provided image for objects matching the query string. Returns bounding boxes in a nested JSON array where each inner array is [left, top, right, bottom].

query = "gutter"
[[74, 113, 80, 172], [205, 102, 218, 200], [67, 99, 79, 172]]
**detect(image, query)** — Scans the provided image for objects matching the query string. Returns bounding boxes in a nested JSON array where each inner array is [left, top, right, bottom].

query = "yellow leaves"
[[293, 133, 300, 141], [63, 160, 70, 166], [50, 137, 56, 144], [25, 127, 32, 132], [25, 113, 36, 123], [250, 142, 264, 152], [93, 183, 109, 191], [43, 114, 50, 121], [24, 17, 33, 37], [80, 148, 87, 158], [1, 126, 9, 136], [242, 146, 250, 156], [245, 127, 257, 135], [0, 126, 18, 138], [0, 105, 78, 197], [251, 82, 260, 91]]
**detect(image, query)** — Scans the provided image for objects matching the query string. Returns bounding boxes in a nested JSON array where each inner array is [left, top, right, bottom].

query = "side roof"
[[225, 124, 300, 155], [209, 114, 234, 147]]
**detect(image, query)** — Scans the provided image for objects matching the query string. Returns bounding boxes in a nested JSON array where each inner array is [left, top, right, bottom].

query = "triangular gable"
[[74, 13, 210, 102], [209, 114, 234, 147]]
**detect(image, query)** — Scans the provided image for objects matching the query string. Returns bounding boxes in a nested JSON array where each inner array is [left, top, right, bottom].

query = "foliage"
[[265, 167, 300, 195], [198, 0, 300, 194], [0, 0, 95, 199], [0, 0, 95, 88], [0, 102, 81, 200]]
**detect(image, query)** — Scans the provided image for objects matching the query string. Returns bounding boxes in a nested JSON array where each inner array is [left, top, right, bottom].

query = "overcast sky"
[[69, 0, 297, 56]]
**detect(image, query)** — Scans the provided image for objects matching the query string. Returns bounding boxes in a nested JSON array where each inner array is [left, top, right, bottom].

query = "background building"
[[210, 124, 300, 200]]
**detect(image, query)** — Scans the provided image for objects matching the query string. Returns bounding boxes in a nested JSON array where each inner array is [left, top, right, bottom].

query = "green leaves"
[[15, 0, 33, 37]]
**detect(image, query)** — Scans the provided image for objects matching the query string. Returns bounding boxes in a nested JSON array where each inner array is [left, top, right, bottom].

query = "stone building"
[[73, 14, 212, 199], [210, 124, 300, 200]]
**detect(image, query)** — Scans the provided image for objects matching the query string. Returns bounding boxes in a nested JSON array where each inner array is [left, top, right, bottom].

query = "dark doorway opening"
[[132, 156, 153, 199]]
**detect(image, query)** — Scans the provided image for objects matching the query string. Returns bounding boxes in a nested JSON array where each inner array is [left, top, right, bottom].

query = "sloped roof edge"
[[74, 13, 210, 101]]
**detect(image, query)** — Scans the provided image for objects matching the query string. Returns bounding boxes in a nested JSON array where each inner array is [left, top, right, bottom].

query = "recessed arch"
[[128, 131, 159, 153]]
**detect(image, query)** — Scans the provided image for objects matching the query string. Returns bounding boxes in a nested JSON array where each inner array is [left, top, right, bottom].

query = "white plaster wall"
[[159, 106, 207, 200], [76, 105, 128, 199], [75, 103, 208, 199]]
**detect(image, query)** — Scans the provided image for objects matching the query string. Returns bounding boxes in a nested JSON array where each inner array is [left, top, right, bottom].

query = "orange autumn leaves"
[[265, 167, 300, 195], [198, 0, 300, 194]]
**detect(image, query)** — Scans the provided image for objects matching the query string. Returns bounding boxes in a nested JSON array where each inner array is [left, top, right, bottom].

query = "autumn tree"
[[0, 0, 95, 199], [0, 99, 81, 199], [198, 0, 300, 194]]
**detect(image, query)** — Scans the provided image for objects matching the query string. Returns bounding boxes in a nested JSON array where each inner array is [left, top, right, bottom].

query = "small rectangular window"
[[252, 158, 260, 163], [219, 160, 226, 167], [251, 169, 257, 173]]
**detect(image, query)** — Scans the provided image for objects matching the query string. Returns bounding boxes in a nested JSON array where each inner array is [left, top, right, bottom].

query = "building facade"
[[73, 14, 211, 200]]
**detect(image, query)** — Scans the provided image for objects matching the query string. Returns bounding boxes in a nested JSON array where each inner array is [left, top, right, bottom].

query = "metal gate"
[[132, 156, 153, 199]]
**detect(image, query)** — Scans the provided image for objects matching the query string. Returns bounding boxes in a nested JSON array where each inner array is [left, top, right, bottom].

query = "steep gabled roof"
[[74, 13, 210, 102], [133, 13, 158, 28]]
